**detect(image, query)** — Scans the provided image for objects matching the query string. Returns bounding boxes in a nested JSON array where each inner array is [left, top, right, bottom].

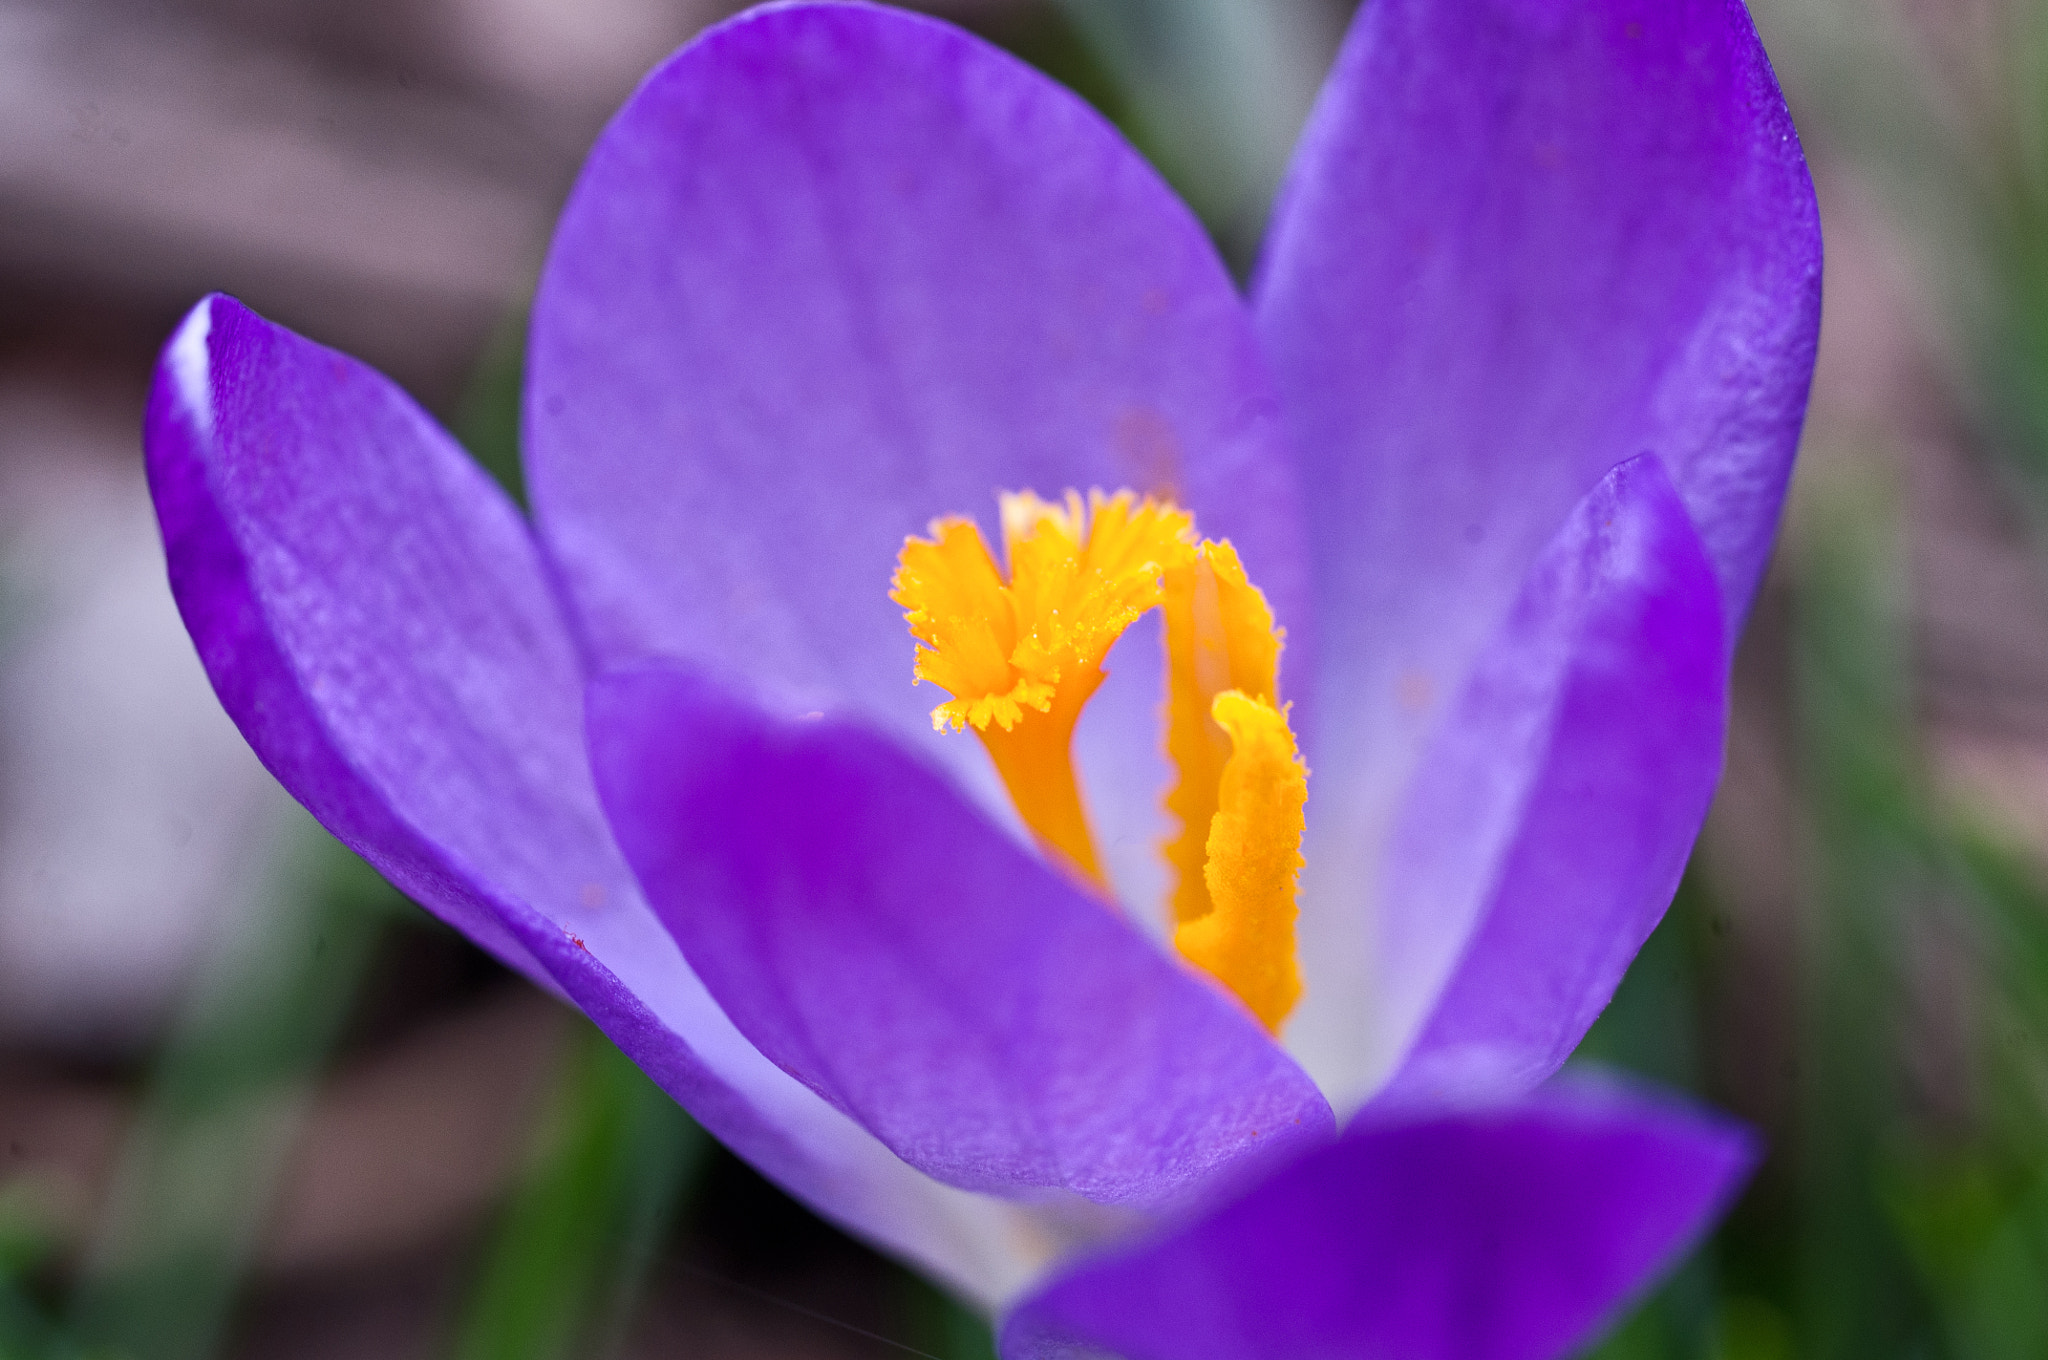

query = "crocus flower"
[[143, 0, 1820, 1354]]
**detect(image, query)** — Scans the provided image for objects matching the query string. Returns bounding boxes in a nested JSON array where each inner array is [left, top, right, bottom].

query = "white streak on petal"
[[167, 299, 215, 439]]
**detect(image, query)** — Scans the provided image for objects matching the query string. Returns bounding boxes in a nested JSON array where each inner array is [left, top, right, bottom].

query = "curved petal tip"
[[1003, 1074, 1756, 1360]]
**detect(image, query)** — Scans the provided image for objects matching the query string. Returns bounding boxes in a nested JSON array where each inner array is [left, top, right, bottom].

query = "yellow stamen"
[[1160, 540, 1283, 925], [1172, 691, 1307, 1033], [893, 488, 1306, 1034], [892, 490, 1196, 886]]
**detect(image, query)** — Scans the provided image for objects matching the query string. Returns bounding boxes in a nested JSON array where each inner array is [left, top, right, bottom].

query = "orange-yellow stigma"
[[892, 490, 1194, 886], [892, 489, 1307, 1033]]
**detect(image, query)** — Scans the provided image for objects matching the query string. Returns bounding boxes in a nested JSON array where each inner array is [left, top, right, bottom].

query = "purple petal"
[[143, 295, 1071, 1304], [1371, 456, 1725, 1105], [148, 295, 576, 987], [1003, 1075, 1757, 1360], [1257, 0, 1817, 1091], [586, 666, 1335, 1208], [524, 3, 1310, 862]]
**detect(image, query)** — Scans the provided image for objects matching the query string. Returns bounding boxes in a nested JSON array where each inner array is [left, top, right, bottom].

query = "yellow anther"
[[1160, 540, 1283, 926], [1172, 691, 1307, 1033], [892, 490, 1195, 886]]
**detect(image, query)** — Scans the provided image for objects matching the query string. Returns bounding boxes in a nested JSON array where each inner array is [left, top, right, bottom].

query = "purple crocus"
[[143, 1, 1819, 1355]]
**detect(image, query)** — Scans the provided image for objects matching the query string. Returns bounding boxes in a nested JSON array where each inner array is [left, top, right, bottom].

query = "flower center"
[[892, 489, 1306, 1032]]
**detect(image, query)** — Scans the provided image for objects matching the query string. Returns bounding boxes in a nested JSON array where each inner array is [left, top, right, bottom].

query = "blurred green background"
[[3, 0, 2047, 1356]]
